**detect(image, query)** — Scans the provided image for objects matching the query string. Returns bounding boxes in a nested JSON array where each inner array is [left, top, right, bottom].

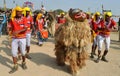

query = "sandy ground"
[[0, 32, 120, 76]]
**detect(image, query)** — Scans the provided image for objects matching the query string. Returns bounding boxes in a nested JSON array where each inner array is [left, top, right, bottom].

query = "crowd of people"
[[0, 5, 118, 74], [86, 11, 117, 63], [6, 5, 67, 74]]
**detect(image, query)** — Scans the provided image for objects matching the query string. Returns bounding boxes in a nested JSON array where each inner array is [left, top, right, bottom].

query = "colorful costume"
[[36, 13, 48, 46], [55, 9, 91, 75]]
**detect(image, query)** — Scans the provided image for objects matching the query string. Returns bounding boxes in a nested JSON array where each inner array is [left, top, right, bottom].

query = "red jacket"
[[36, 18, 44, 31], [26, 15, 34, 33], [99, 18, 116, 37], [91, 19, 103, 35], [9, 17, 27, 38], [57, 17, 66, 24]]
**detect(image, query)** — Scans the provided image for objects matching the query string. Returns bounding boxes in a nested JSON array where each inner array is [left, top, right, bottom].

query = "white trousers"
[[11, 38, 26, 57], [97, 35, 110, 51], [26, 33, 31, 46]]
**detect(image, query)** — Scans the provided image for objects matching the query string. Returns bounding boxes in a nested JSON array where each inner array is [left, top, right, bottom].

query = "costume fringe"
[[55, 16, 91, 75]]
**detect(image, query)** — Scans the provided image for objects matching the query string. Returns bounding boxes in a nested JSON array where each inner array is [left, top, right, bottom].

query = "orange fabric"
[[102, 32, 110, 35], [91, 30, 96, 43], [40, 29, 48, 38], [10, 17, 27, 38], [26, 15, 33, 33], [36, 19, 44, 31]]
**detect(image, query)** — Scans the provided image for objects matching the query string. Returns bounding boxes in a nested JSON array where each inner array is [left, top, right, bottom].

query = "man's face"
[[16, 11, 22, 17], [86, 14, 90, 19], [26, 11, 30, 15], [95, 15, 100, 20], [61, 14, 64, 18], [106, 15, 111, 21]]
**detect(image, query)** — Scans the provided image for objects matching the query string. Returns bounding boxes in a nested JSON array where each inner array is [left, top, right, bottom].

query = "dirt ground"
[[0, 32, 120, 76]]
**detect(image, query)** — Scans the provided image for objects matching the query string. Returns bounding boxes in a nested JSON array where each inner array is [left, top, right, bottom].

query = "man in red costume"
[[96, 12, 117, 63], [9, 6, 28, 73], [23, 7, 34, 59]]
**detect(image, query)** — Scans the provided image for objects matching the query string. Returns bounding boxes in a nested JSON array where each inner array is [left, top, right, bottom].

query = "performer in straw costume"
[[55, 8, 91, 76]]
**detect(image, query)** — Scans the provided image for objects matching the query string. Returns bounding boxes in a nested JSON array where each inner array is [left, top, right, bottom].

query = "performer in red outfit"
[[9, 6, 28, 74]]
